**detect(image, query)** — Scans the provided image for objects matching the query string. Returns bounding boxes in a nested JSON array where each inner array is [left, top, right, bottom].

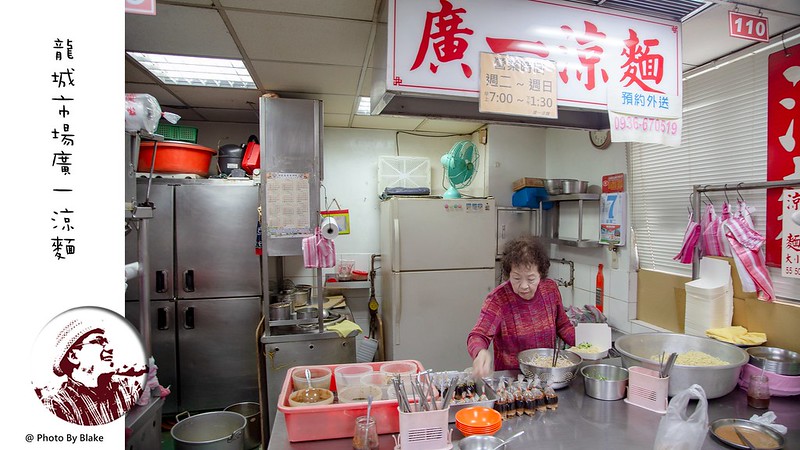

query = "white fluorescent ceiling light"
[[356, 96, 371, 115], [127, 52, 256, 89]]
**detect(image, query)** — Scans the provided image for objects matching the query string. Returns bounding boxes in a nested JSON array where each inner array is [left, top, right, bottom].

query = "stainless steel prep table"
[[267, 362, 798, 449]]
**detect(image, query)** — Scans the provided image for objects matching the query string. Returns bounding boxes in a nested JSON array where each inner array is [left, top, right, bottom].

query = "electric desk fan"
[[440, 140, 479, 198]]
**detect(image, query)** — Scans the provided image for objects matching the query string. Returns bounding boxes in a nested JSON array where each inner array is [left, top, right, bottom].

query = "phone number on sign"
[[613, 116, 679, 135]]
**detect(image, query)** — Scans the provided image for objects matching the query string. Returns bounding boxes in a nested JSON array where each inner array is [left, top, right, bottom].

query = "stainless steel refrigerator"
[[379, 197, 498, 371], [125, 178, 262, 413]]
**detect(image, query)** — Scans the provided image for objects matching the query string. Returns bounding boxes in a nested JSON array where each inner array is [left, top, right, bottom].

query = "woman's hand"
[[472, 349, 492, 378]]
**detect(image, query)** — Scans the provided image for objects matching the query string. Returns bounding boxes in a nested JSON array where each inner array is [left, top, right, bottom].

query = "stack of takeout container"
[[684, 258, 733, 337], [454, 406, 502, 437]]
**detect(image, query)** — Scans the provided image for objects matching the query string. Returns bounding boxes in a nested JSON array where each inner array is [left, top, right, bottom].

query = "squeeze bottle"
[[595, 264, 604, 312]]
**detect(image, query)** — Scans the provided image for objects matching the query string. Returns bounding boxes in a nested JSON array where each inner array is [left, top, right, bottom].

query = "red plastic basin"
[[137, 141, 217, 176]]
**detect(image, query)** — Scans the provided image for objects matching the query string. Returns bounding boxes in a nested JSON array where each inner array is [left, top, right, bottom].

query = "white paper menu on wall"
[[782, 188, 800, 278]]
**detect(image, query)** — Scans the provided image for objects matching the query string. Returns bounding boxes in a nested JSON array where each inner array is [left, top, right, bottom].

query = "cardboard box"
[[512, 177, 544, 191]]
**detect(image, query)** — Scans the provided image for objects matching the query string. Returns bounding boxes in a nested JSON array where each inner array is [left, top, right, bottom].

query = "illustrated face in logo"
[[69, 332, 115, 376]]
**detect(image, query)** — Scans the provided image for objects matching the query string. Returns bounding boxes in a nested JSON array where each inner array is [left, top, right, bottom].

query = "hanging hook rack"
[[723, 184, 730, 203], [702, 186, 714, 205], [690, 179, 800, 279], [736, 182, 745, 202]]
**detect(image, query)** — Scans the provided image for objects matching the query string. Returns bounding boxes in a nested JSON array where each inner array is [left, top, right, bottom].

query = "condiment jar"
[[352, 416, 378, 450], [747, 374, 770, 409]]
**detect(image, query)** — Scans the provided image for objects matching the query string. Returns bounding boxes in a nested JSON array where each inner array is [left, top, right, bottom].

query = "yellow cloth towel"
[[326, 320, 362, 338], [706, 326, 767, 345]]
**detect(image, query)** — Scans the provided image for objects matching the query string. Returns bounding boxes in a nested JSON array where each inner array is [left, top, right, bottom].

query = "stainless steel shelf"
[[546, 193, 600, 202], [542, 238, 601, 248], [325, 281, 370, 289]]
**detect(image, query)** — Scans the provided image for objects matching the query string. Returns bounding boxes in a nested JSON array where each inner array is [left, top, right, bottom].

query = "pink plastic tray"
[[277, 360, 424, 442]]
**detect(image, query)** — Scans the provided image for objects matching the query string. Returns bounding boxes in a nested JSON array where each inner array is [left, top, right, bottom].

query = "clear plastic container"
[[292, 367, 332, 391], [334, 364, 373, 389]]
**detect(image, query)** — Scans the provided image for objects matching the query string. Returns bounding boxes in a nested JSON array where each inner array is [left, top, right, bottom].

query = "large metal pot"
[[171, 411, 246, 450], [614, 332, 748, 399], [224, 402, 261, 450]]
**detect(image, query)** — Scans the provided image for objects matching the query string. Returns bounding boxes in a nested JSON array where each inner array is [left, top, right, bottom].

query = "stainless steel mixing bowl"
[[581, 364, 628, 401], [518, 348, 582, 389], [614, 333, 748, 399]]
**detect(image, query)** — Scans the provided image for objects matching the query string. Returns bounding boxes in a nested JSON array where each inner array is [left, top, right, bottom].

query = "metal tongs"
[[733, 427, 757, 450], [552, 335, 561, 367], [660, 352, 678, 378]]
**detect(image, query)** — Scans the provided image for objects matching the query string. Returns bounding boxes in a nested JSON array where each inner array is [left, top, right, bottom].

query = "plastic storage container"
[[334, 364, 373, 389], [277, 360, 424, 442], [291, 366, 332, 391], [137, 141, 216, 176]]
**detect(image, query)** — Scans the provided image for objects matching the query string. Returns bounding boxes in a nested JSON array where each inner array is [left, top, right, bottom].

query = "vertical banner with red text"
[[766, 44, 800, 267]]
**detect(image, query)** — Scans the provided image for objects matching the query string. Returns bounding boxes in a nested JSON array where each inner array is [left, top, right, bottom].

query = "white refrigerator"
[[379, 197, 498, 371]]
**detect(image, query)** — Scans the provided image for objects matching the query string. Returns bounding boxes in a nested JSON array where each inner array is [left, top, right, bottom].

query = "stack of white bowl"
[[684, 276, 733, 337]]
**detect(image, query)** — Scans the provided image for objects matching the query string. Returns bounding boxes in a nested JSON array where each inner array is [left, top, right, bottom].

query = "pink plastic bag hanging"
[[674, 213, 700, 264]]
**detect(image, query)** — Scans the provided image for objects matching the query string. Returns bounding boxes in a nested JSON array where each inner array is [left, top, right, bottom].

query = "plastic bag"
[[653, 384, 708, 450], [125, 93, 181, 133]]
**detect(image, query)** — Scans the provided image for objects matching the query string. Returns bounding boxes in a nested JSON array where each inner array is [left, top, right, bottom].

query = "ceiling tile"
[[276, 92, 356, 115], [168, 85, 262, 109], [228, 11, 372, 66], [324, 114, 352, 128], [415, 119, 484, 134], [251, 61, 361, 95], [219, 0, 377, 21], [360, 68, 376, 97], [194, 108, 260, 123], [125, 59, 155, 83], [125, 82, 185, 107], [125, 4, 241, 58], [351, 114, 424, 130]]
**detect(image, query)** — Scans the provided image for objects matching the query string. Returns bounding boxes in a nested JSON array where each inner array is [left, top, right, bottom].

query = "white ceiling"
[[125, 0, 800, 134]]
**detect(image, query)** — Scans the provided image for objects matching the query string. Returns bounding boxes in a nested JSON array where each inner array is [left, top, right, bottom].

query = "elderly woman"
[[468, 235, 575, 377]]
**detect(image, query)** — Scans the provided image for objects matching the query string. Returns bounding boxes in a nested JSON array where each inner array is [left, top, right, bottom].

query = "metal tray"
[[709, 418, 784, 449]]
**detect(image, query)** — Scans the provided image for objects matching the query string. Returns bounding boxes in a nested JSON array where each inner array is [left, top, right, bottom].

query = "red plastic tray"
[[277, 360, 423, 442]]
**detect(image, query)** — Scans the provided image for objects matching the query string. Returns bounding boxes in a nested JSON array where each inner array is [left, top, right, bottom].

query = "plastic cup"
[[334, 364, 374, 390], [291, 367, 332, 391]]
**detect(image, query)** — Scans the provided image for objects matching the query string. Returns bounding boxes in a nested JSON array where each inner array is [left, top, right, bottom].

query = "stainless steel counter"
[[267, 361, 798, 449]]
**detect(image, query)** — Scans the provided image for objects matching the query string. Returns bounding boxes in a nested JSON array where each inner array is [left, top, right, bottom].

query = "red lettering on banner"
[[411, 0, 474, 78], [621, 29, 665, 93], [558, 21, 609, 91], [485, 37, 549, 58]]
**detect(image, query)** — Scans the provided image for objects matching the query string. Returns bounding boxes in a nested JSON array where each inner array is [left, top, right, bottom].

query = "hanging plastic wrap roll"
[[321, 217, 340, 240], [125, 93, 181, 134]]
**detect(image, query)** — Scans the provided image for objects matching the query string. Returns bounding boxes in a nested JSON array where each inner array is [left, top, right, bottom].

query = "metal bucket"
[[171, 411, 246, 450], [224, 402, 262, 450]]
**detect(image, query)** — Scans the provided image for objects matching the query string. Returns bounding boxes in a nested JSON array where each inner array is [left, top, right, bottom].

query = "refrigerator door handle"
[[393, 275, 402, 346], [155, 270, 169, 293], [183, 269, 195, 292], [183, 306, 195, 329], [157, 306, 171, 330], [393, 218, 400, 271]]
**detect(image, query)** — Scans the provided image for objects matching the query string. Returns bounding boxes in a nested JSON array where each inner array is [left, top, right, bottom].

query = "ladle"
[[490, 430, 524, 450]]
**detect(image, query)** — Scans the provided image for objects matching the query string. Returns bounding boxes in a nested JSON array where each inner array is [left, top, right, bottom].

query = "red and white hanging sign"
[[728, 11, 768, 43], [766, 43, 800, 267], [387, 0, 681, 111], [126, 0, 156, 16]]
